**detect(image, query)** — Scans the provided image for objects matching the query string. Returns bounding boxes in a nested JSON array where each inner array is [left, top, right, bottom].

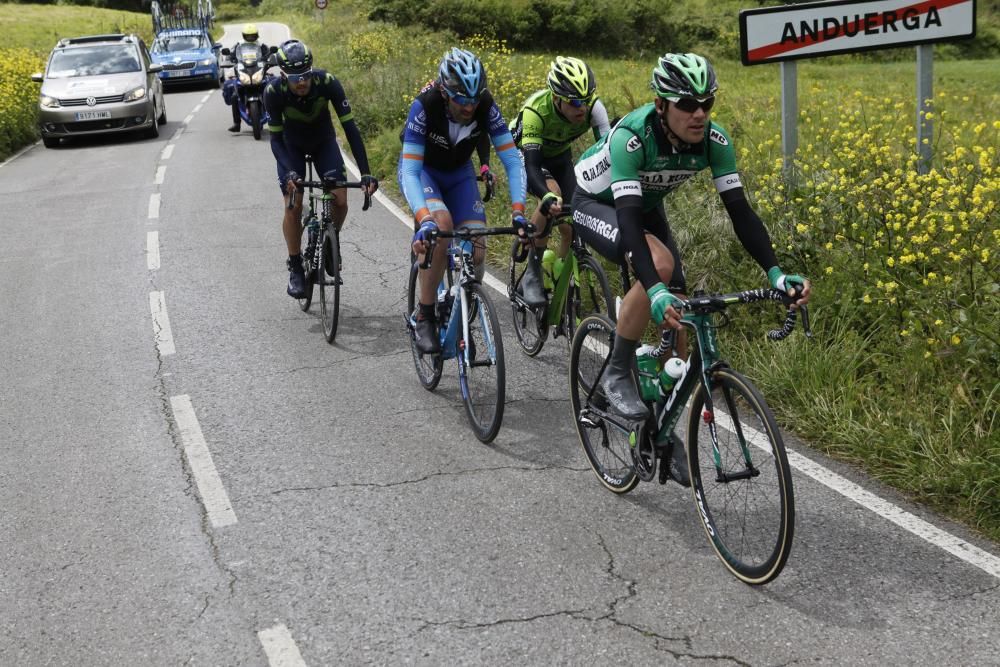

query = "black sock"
[[419, 303, 436, 320]]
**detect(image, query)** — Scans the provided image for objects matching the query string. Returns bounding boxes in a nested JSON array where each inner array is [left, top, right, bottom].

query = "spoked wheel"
[[569, 314, 639, 494], [564, 255, 614, 348], [297, 257, 315, 312], [406, 261, 443, 390], [687, 367, 795, 584], [319, 227, 341, 343], [459, 283, 505, 443], [508, 238, 547, 356]]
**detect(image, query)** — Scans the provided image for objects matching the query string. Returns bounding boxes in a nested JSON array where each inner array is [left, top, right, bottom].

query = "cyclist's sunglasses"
[[285, 70, 312, 83], [672, 96, 715, 113], [557, 95, 593, 108], [443, 87, 481, 106]]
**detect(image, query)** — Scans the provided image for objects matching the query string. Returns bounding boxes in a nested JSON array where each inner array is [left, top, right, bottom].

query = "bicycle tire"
[[250, 100, 262, 140], [460, 283, 505, 443], [297, 257, 315, 313], [687, 367, 795, 584], [565, 255, 614, 349], [569, 314, 639, 494], [319, 228, 340, 343], [406, 262, 443, 390], [508, 238, 547, 357]]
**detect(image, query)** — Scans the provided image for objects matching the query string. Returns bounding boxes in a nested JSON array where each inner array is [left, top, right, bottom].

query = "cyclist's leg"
[[313, 140, 349, 229], [547, 152, 577, 260], [440, 162, 487, 274], [278, 151, 308, 296], [414, 168, 455, 307]]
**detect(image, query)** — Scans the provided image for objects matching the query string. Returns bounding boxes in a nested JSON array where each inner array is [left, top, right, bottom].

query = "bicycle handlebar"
[[417, 224, 529, 269], [286, 179, 373, 211], [648, 288, 811, 354]]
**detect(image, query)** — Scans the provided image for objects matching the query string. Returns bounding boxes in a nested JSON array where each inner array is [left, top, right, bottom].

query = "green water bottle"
[[541, 249, 556, 290], [635, 345, 660, 401]]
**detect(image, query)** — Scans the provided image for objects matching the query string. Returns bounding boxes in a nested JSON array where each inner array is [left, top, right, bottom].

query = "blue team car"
[[149, 27, 221, 87]]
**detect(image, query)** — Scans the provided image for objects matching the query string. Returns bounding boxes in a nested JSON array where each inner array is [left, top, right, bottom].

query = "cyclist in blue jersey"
[[264, 40, 378, 298], [401, 47, 528, 354]]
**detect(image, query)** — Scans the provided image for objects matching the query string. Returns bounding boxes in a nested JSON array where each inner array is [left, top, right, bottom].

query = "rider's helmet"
[[547, 56, 596, 102], [437, 47, 486, 101], [242, 23, 259, 43], [277, 40, 313, 76], [650, 52, 718, 100]]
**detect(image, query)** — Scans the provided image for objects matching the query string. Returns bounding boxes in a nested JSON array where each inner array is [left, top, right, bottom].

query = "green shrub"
[[0, 48, 46, 160]]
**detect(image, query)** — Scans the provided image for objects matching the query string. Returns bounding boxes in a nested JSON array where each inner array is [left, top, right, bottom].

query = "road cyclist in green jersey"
[[508, 56, 610, 306], [571, 52, 811, 485]]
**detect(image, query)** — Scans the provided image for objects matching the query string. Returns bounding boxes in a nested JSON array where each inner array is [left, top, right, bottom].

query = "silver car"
[[31, 34, 167, 148]]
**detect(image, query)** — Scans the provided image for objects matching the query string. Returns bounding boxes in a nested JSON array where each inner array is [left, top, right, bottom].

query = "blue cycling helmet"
[[277, 39, 312, 75], [437, 47, 486, 99]]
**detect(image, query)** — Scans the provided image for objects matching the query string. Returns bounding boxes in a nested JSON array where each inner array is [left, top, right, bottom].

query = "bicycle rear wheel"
[[687, 367, 794, 584], [564, 255, 614, 348], [569, 314, 639, 494], [298, 259, 315, 312], [460, 283, 505, 443], [406, 261, 443, 390], [508, 238, 547, 357], [319, 228, 341, 343]]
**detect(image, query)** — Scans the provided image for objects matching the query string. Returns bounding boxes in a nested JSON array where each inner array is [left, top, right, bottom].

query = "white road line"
[[161, 144, 175, 160], [200, 92, 212, 104], [172, 127, 184, 141], [183, 114, 194, 125], [258, 624, 307, 667], [149, 291, 176, 355], [193, 103, 203, 113], [154, 165, 166, 185], [148, 193, 161, 219], [169, 395, 238, 528], [340, 151, 1000, 576], [147, 231, 160, 270]]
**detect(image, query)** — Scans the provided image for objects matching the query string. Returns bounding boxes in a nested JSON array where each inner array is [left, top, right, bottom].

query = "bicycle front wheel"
[[298, 257, 315, 312], [569, 314, 639, 494], [565, 255, 614, 348], [406, 261, 443, 390], [508, 238, 547, 357], [319, 228, 341, 343], [460, 283, 505, 443], [687, 367, 795, 584]]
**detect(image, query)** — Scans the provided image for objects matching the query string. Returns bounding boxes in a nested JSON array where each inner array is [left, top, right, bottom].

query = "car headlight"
[[124, 86, 147, 102], [200, 58, 215, 66], [251, 70, 263, 84], [238, 71, 251, 85], [40, 95, 60, 109]]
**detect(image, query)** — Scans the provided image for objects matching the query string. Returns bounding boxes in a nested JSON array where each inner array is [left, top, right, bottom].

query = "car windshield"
[[152, 34, 207, 53], [47, 45, 141, 78]]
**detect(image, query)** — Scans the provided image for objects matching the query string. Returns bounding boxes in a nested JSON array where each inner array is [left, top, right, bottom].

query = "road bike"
[[405, 224, 523, 443], [507, 213, 615, 356], [288, 163, 372, 343], [569, 288, 811, 584]]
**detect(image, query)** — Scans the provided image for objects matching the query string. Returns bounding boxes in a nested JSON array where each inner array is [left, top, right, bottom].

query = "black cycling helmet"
[[651, 52, 718, 99], [437, 47, 487, 100], [277, 39, 312, 76], [547, 56, 596, 101]]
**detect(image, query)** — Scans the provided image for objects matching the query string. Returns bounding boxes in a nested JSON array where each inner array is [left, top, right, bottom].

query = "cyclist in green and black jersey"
[[509, 56, 610, 306], [573, 53, 811, 481]]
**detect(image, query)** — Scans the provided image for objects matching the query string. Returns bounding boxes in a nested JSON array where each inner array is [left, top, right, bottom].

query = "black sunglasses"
[[673, 96, 715, 113]]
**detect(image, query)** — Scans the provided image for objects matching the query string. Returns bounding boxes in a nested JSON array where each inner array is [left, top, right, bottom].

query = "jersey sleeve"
[[518, 107, 545, 149], [321, 73, 355, 123], [706, 122, 743, 194], [607, 126, 644, 201], [590, 98, 611, 140], [264, 81, 293, 169], [399, 99, 430, 221]]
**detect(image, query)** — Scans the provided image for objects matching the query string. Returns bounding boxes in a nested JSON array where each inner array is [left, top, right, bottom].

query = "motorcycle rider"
[[224, 23, 269, 133]]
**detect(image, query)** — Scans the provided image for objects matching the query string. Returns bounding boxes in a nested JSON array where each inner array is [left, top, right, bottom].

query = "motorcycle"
[[221, 43, 275, 139]]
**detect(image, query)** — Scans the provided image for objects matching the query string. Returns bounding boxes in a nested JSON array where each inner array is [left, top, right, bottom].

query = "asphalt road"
[[2, 22, 998, 666]]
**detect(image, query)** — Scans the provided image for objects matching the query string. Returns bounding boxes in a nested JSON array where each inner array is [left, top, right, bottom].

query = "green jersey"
[[510, 89, 610, 159], [574, 103, 742, 211]]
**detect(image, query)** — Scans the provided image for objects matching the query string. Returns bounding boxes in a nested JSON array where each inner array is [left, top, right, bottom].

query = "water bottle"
[[436, 283, 449, 321], [541, 249, 556, 290], [635, 345, 659, 401], [659, 356, 686, 397]]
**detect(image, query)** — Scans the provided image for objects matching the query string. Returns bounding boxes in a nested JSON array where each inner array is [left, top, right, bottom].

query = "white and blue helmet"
[[437, 47, 486, 99]]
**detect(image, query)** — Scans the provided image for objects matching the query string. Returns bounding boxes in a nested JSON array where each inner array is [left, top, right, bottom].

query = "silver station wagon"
[[31, 34, 167, 147]]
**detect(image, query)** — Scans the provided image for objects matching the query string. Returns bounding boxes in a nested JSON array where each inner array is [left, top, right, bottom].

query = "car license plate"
[[166, 69, 189, 78], [74, 110, 112, 121]]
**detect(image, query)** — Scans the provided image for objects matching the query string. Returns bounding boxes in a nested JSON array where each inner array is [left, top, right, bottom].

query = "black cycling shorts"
[[571, 190, 686, 293]]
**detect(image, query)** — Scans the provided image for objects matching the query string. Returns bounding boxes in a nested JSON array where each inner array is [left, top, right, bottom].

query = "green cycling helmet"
[[547, 56, 596, 101], [651, 52, 718, 99]]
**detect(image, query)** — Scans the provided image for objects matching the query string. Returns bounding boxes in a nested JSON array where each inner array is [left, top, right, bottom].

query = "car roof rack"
[[56, 34, 134, 47]]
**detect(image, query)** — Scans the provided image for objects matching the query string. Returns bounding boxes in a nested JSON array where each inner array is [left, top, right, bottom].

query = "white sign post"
[[740, 0, 977, 177]]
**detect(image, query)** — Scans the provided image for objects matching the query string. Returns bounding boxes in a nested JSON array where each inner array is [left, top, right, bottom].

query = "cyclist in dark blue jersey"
[[400, 47, 528, 354], [264, 39, 378, 298]]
